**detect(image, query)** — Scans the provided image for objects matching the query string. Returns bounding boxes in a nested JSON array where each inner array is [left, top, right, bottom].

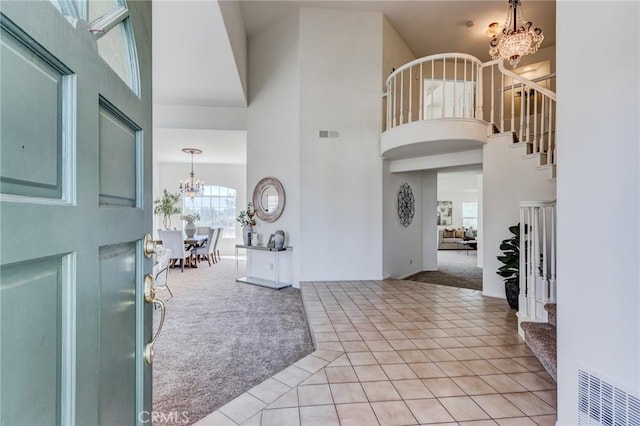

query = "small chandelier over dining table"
[[489, 0, 544, 68], [179, 148, 204, 198]]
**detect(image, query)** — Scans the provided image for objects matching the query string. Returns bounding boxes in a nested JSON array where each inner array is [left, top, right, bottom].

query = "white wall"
[[247, 11, 301, 285], [482, 134, 555, 299], [298, 8, 384, 281], [422, 171, 438, 271], [556, 2, 640, 423], [155, 162, 246, 255], [383, 163, 423, 278]]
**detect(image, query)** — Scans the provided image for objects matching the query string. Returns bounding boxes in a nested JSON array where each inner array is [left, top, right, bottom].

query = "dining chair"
[[158, 229, 193, 272], [194, 227, 218, 266], [197, 226, 210, 236], [152, 246, 173, 299], [212, 227, 224, 262]]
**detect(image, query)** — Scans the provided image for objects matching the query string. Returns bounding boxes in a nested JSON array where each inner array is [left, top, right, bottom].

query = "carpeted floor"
[[152, 256, 313, 426], [405, 249, 483, 290]]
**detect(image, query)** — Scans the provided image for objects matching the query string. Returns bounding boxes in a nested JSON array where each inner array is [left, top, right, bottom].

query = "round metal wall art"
[[397, 183, 415, 227]]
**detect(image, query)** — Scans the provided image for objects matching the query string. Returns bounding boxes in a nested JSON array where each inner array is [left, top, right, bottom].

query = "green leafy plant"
[[497, 224, 521, 310], [180, 212, 200, 223], [154, 189, 182, 229], [236, 202, 256, 227]]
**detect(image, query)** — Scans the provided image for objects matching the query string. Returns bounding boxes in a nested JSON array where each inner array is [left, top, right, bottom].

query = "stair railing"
[[518, 200, 557, 335], [384, 53, 485, 131], [383, 55, 557, 166]]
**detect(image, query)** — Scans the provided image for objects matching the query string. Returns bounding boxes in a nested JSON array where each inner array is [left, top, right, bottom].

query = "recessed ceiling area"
[[153, 129, 247, 165], [438, 166, 482, 193]]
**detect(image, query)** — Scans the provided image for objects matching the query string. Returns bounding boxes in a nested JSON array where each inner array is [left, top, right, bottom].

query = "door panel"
[[0, 1, 153, 425], [99, 243, 137, 425], [0, 254, 73, 426]]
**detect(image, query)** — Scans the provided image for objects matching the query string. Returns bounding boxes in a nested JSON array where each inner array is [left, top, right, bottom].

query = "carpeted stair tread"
[[545, 303, 557, 327], [521, 321, 557, 382]]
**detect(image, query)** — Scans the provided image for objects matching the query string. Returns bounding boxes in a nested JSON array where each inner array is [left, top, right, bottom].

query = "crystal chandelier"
[[489, 0, 544, 67], [179, 148, 204, 198]]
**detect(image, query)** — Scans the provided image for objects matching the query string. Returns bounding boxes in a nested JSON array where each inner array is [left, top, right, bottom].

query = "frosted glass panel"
[[1, 256, 64, 426]]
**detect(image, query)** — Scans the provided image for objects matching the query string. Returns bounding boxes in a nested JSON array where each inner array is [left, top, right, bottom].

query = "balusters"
[[490, 64, 495, 125], [419, 62, 423, 121], [393, 75, 397, 127], [442, 59, 446, 118], [511, 76, 515, 133], [519, 83, 525, 143], [408, 66, 413, 123], [533, 87, 538, 153], [400, 71, 404, 124], [547, 101, 554, 165]]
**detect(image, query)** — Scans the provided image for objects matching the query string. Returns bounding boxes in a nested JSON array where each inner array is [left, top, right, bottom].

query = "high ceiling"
[[152, 0, 555, 165]]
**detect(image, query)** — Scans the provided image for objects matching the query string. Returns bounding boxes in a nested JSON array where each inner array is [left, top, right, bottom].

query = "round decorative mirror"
[[253, 177, 286, 222]]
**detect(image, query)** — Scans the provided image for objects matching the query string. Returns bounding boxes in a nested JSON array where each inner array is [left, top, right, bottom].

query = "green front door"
[[0, 1, 154, 424]]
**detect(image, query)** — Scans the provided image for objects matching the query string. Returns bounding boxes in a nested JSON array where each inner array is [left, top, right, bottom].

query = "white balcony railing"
[[517, 200, 557, 337], [383, 54, 557, 166]]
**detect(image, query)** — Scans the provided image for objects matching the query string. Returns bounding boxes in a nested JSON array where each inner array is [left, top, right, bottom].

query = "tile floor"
[[196, 280, 556, 426]]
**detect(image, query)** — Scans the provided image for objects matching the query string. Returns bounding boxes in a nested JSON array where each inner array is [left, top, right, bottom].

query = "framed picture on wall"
[[437, 201, 453, 226]]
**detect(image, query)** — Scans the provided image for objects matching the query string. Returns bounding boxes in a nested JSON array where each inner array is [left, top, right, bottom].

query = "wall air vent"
[[578, 370, 640, 425], [318, 130, 339, 138]]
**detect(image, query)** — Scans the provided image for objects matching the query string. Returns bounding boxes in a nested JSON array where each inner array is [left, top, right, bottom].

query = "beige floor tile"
[[327, 354, 351, 367], [219, 393, 267, 424], [422, 377, 467, 397], [238, 412, 261, 426], [380, 330, 407, 340], [342, 341, 370, 352], [312, 324, 335, 333], [423, 349, 457, 362], [471, 347, 507, 360], [330, 382, 368, 404], [397, 350, 430, 363], [371, 401, 418, 426], [366, 340, 395, 352], [437, 361, 475, 377], [512, 356, 545, 372], [462, 360, 502, 376], [455, 336, 486, 347], [433, 337, 466, 348], [391, 379, 433, 399], [336, 402, 379, 426], [361, 381, 402, 401], [508, 373, 556, 391], [338, 331, 363, 341], [381, 364, 418, 380], [487, 359, 529, 374], [261, 408, 300, 426], [458, 420, 499, 425], [372, 351, 404, 364], [359, 331, 384, 340], [315, 332, 339, 342], [267, 388, 298, 409], [530, 414, 557, 425], [294, 355, 329, 374], [354, 365, 389, 381], [448, 347, 483, 361], [297, 384, 334, 406], [354, 323, 379, 332], [408, 362, 447, 379], [410, 338, 442, 349], [248, 378, 291, 404], [325, 366, 358, 383], [299, 405, 340, 426], [312, 349, 344, 362], [495, 418, 538, 426], [193, 410, 237, 426], [472, 394, 525, 418], [532, 390, 557, 409], [388, 339, 418, 351], [405, 398, 454, 423], [439, 396, 491, 422], [453, 376, 498, 395], [374, 323, 399, 331], [503, 393, 556, 416], [333, 323, 357, 332], [317, 341, 344, 352], [300, 370, 328, 386], [273, 366, 312, 387], [480, 374, 527, 393], [347, 352, 378, 366]]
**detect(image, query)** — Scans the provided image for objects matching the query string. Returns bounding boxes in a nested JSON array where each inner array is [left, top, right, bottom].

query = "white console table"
[[235, 244, 293, 290]]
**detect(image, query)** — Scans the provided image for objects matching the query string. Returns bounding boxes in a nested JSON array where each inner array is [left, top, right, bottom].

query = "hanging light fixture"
[[179, 148, 204, 198], [489, 0, 544, 68]]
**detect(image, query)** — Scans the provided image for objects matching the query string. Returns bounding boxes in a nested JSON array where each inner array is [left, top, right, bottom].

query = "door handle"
[[143, 274, 166, 365], [143, 233, 156, 258]]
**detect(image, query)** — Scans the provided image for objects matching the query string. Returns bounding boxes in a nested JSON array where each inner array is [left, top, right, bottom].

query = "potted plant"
[[154, 189, 182, 229], [236, 202, 256, 246], [181, 212, 200, 238], [497, 224, 521, 310]]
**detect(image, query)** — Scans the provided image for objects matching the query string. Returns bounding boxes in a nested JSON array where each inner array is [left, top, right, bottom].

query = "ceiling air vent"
[[318, 130, 339, 138], [578, 370, 640, 425]]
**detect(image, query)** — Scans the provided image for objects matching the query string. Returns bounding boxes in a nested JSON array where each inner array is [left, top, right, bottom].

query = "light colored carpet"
[[406, 249, 483, 290], [152, 256, 313, 426]]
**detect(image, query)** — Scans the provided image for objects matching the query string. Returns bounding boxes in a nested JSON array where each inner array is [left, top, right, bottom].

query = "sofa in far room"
[[438, 228, 475, 250]]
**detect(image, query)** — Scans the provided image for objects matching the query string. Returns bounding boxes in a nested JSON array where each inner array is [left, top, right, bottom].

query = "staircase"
[[521, 303, 557, 381]]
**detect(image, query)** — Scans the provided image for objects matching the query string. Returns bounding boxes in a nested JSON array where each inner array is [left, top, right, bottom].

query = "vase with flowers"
[[154, 189, 182, 229], [181, 212, 200, 238], [237, 202, 256, 246]]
